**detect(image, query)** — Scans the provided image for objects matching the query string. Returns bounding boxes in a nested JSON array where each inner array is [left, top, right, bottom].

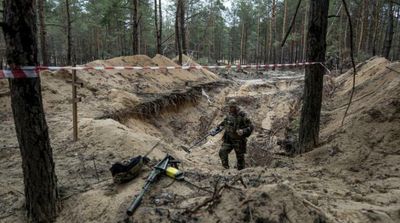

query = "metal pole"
[[72, 67, 78, 141]]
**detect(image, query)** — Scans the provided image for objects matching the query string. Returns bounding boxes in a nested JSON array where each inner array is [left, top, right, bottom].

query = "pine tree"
[[298, 0, 330, 153], [2, 0, 58, 221]]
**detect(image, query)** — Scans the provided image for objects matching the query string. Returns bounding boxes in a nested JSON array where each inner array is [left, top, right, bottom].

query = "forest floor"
[[0, 55, 399, 223]]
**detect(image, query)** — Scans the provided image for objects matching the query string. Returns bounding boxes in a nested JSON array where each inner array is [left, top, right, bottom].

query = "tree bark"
[[264, 18, 269, 64], [179, 0, 187, 55], [38, 0, 49, 65], [268, 14, 273, 63], [132, 0, 139, 55], [158, 0, 162, 54], [357, 0, 369, 54], [154, 0, 161, 54], [366, 0, 374, 53], [281, 0, 288, 63], [3, 0, 58, 222], [371, 0, 382, 55], [256, 16, 261, 64], [302, 0, 309, 61], [339, 8, 345, 72], [240, 22, 245, 64], [298, 0, 329, 153], [397, 7, 400, 60], [175, 0, 182, 64], [66, 0, 72, 64], [382, 1, 394, 59], [272, 0, 277, 64]]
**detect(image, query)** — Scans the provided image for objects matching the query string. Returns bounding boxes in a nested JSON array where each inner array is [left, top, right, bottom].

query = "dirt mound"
[[1, 56, 399, 223], [88, 55, 156, 67], [152, 54, 177, 66], [299, 57, 400, 222], [172, 54, 220, 81], [173, 54, 200, 66]]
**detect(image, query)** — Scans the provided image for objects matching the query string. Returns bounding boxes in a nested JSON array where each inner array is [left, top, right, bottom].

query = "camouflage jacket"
[[217, 110, 254, 141]]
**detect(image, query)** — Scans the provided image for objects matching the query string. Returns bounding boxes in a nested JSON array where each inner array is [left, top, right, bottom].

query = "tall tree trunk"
[[365, 3, 378, 53], [158, 0, 162, 54], [268, 16, 273, 63], [66, 0, 72, 64], [281, 0, 288, 63], [371, 0, 381, 55], [180, 0, 187, 55], [154, 0, 161, 54], [357, 0, 369, 54], [382, 1, 394, 59], [132, 0, 139, 55], [272, 0, 277, 64], [298, 0, 329, 153], [38, 0, 49, 65], [244, 26, 248, 64], [397, 7, 400, 60], [264, 18, 268, 64], [240, 22, 245, 64], [302, 0, 309, 61], [339, 8, 345, 72], [256, 16, 261, 64], [175, 0, 182, 64], [294, 23, 298, 62], [3, 0, 57, 222]]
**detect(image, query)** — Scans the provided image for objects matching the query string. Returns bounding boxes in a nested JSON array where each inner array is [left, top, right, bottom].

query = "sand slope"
[[0, 56, 399, 223]]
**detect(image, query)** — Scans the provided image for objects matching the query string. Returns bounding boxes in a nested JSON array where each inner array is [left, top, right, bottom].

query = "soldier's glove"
[[236, 129, 244, 136]]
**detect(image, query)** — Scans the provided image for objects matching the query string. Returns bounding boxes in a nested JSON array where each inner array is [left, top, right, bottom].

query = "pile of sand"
[[1, 56, 400, 223]]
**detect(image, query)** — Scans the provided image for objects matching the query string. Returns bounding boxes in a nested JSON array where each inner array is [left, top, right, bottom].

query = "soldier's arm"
[[240, 112, 254, 135], [216, 117, 227, 128]]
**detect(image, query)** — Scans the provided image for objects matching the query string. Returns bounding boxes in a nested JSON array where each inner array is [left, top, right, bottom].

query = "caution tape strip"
[[0, 62, 320, 79]]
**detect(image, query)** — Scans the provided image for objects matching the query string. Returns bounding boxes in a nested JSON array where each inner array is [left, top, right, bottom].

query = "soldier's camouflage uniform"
[[217, 110, 253, 170]]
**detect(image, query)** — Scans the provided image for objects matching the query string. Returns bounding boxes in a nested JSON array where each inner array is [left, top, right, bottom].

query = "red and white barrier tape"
[[0, 62, 320, 79]]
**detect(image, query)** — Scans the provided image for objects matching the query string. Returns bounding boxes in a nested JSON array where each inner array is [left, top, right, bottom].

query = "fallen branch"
[[327, 4, 343, 37], [1, 145, 19, 149], [386, 66, 400, 74], [281, 0, 302, 47], [230, 174, 248, 189], [302, 199, 329, 220], [184, 176, 245, 215], [341, 0, 357, 126], [184, 178, 224, 214]]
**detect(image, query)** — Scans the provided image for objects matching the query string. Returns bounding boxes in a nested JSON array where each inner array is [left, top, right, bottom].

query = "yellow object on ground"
[[166, 167, 184, 180]]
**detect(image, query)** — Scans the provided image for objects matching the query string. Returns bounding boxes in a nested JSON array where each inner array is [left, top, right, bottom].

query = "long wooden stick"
[[72, 68, 78, 141], [341, 0, 357, 126], [281, 0, 302, 47]]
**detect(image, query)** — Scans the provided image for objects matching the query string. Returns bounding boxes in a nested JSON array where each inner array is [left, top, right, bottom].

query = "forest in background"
[[0, 0, 399, 68]]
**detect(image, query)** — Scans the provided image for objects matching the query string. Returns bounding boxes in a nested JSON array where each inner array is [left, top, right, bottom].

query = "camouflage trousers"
[[219, 140, 246, 170]]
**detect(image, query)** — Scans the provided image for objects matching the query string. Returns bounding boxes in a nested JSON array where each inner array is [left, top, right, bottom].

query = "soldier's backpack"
[[110, 156, 150, 184]]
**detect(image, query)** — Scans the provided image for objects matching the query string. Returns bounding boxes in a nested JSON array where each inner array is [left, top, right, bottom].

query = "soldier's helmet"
[[227, 99, 238, 107]]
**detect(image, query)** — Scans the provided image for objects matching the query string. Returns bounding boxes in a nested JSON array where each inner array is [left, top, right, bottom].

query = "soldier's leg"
[[234, 141, 246, 170], [219, 143, 233, 169]]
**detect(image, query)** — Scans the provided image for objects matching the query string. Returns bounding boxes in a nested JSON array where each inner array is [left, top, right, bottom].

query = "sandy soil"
[[0, 56, 399, 223]]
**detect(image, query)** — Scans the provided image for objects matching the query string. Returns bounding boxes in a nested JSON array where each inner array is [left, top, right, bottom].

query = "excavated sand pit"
[[0, 56, 399, 223]]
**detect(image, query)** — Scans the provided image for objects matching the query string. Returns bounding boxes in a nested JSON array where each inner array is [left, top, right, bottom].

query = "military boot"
[[236, 153, 245, 170]]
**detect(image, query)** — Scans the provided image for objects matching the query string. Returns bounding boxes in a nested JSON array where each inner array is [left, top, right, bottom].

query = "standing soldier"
[[210, 99, 254, 170]]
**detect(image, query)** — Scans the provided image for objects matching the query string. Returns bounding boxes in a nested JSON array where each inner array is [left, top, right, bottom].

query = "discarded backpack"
[[110, 156, 150, 184]]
